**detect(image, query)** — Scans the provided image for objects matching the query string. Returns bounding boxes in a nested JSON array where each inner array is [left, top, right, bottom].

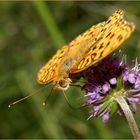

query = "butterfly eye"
[[59, 80, 67, 88]]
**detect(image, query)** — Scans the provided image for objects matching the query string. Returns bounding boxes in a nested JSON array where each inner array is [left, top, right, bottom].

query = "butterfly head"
[[54, 77, 72, 91]]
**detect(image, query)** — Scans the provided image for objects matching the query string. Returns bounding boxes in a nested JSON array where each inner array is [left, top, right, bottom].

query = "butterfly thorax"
[[53, 57, 74, 90], [54, 43, 89, 90]]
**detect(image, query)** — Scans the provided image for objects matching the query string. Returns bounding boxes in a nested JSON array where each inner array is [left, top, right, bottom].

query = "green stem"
[[115, 94, 140, 140], [33, 1, 65, 49]]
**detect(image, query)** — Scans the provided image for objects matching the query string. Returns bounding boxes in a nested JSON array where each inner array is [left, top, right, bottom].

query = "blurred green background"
[[0, 1, 140, 139]]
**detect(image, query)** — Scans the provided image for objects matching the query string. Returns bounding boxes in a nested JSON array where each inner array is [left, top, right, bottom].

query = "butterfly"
[[37, 10, 135, 90]]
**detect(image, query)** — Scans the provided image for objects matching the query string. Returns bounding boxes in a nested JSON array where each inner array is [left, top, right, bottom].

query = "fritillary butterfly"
[[37, 10, 135, 90]]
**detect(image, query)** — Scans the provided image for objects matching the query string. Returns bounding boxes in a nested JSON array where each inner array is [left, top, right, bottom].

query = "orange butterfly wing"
[[37, 46, 68, 84], [37, 10, 135, 85], [70, 14, 135, 73], [37, 22, 105, 84]]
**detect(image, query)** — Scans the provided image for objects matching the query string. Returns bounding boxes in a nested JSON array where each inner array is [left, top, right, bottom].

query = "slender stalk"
[[33, 1, 65, 49], [115, 94, 140, 140]]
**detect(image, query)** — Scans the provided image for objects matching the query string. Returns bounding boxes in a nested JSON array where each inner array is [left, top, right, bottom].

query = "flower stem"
[[115, 93, 140, 140]]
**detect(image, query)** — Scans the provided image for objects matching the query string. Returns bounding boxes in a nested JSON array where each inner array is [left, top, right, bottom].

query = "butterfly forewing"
[[37, 46, 68, 84]]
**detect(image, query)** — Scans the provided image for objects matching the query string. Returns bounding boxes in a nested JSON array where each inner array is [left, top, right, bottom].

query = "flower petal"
[[109, 78, 117, 85]]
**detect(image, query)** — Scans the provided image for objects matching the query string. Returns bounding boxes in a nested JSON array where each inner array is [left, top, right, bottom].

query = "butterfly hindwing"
[[70, 15, 135, 73], [37, 10, 135, 86]]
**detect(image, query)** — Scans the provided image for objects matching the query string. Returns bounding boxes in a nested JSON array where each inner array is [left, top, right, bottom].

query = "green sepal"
[[110, 101, 118, 117], [97, 99, 112, 116], [116, 76, 123, 91]]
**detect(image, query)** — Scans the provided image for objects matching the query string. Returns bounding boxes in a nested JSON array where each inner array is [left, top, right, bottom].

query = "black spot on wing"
[[99, 43, 104, 49], [99, 50, 104, 58], [107, 19, 111, 24], [92, 45, 97, 50], [91, 53, 97, 60], [117, 34, 123, 41], [110, 33, 115, 39], [106, 32, 111, 38], [106, 41, 110, 46]]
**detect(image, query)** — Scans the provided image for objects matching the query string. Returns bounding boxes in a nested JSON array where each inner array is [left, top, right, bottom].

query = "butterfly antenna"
[[42, 86, 53, 106], [8, 85, 49, 108]]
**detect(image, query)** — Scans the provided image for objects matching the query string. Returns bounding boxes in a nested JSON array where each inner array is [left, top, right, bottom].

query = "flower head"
[[83, 55, 140, 123]]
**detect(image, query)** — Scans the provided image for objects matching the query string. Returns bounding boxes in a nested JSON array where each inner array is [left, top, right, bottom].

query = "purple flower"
[[83, 55, 140, 122], [109, 78, 117, 85]]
